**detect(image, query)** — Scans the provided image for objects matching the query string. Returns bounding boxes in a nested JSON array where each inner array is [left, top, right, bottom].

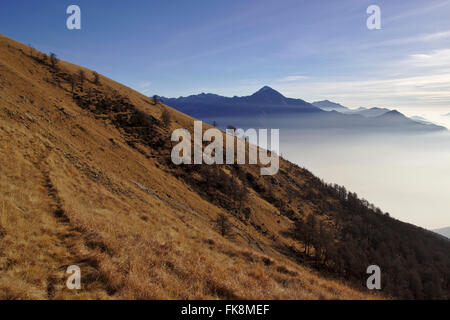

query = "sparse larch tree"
[[161, 109, 171, 128], [78, 70, 85, 88], [69, 75, 76, 97], [87, 88, 92, 104], [293, 214, 317, 256], [41, 53, 48, 65], [215, 213, 233, 238], [305, 214, 317, 255], [232, 178, 248, 215]]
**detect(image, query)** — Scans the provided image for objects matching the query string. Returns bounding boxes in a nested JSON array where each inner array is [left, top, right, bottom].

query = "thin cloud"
[[384, 0, 450, 24], [137, 81, 152, 94], [363, 30, 450, 49], [277, 75, 309, 82], [405, 49, 450, 68]]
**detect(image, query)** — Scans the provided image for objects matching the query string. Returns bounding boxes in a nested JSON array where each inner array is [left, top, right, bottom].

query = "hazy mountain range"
[[161, 86, 319, 117], [311, 100, 348, 112], [161, 87, 447, 132], [312, 101, 391, 117], [409, 116, 440, 126]]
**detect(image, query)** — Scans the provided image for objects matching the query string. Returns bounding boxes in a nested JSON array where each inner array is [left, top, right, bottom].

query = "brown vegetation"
[[0, 34, 447, 300]]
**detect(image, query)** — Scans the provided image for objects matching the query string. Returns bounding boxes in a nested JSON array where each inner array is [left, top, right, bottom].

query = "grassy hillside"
[[0, 34, 448, 300]]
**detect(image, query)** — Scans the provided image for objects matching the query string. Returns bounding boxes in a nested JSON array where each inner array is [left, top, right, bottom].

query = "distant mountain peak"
[[252, 86, 283, 96], [312, 100, 349, 111], [248, 86, 288, 105], [161, 85, 321, 116], [380, 110, 404, 118], [260, 85, 272, 90]]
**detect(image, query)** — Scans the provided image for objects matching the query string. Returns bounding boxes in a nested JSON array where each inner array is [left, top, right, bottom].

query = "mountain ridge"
[[312, 100, 349, 111], [161, 90, 447, 132], [160, 86, 322, 118]]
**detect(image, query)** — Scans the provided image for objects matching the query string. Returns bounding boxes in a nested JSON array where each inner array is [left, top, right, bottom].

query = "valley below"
[[281, 130, 450, 230]]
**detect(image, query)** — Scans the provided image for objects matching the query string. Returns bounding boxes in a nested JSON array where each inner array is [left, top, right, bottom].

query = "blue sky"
[[1, 0, 450, 117]]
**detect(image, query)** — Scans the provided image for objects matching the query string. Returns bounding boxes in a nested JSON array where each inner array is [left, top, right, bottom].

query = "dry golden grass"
[[0, 33, 381, 300]]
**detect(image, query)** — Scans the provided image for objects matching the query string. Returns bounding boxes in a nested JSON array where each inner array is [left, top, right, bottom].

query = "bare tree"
[[78, 70, 85, 87], [87, 88, 92, 104], [243, 207, 251, 221], [161, 109, 171, 127], [69, 75, 76, 97], [293, 219, 308, 254], [41, 53, 48, 65], [92, 71, 100, 85], [215, 213, 234, 238], [306, 214, 318, 255], [231, 178, 248, 215]]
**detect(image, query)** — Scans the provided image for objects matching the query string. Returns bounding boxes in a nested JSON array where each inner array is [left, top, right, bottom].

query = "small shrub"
[[161, 109, 171, 127], [49, 52, 58, 69], [92, 71, 100, 85]]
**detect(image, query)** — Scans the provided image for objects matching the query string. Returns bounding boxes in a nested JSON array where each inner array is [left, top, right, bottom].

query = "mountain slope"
[[0, 34, 372, 300], [345, 107, 391, 117], [1, 34, 449, 300], [369, 110, 448, 131], [410, 115, 437, 126], [316, 102, 447, 131], [312, 100, 350, 112]]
